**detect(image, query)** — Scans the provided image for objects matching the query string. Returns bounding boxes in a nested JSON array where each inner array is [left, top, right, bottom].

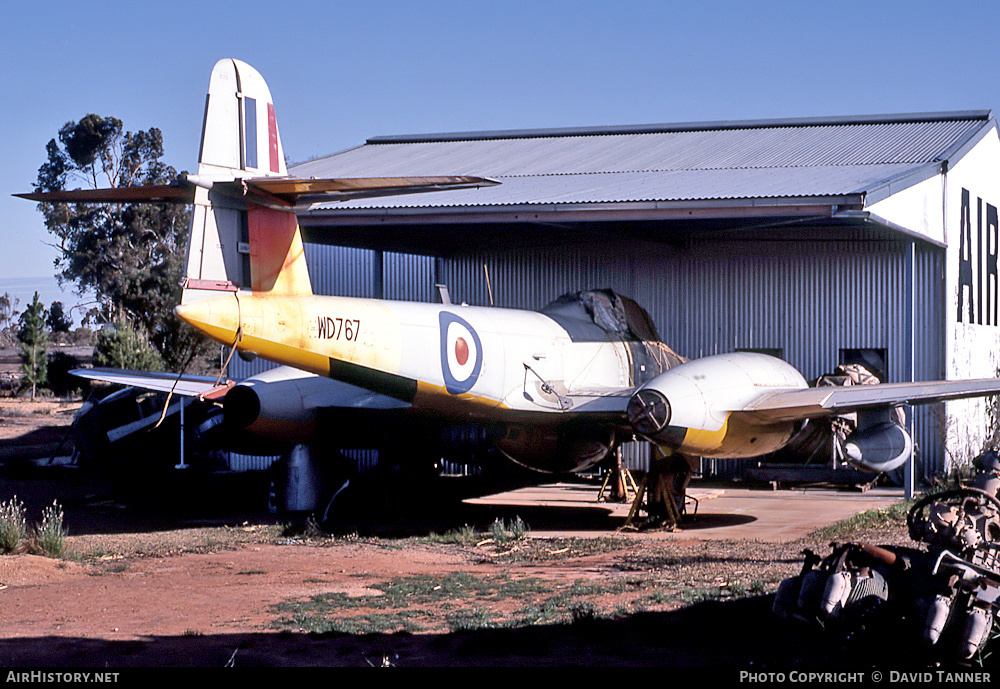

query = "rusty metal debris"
[[774, 451, 1000, 664]]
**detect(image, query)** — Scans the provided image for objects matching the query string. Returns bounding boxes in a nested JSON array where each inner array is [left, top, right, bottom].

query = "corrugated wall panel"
[[305, 244, 374, 298], [440, 235, 946, 480], [383, 252, 436, 302], [223, 234, 946, 482], [228, 453, 280, 471]]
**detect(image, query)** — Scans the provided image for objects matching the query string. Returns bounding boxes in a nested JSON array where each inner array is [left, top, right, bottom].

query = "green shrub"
[[489, 516, 529, 543], [32, 501, 67, 558], [93, 319, 165, 371], [0, 497, 27, 553]]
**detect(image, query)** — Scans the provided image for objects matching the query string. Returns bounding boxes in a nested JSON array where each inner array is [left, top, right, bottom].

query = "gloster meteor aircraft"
[[21, 60, 1000, 516]]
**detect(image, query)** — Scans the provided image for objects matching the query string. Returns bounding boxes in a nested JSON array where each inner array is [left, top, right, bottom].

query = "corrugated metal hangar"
[[235, 110, 1000, 483]]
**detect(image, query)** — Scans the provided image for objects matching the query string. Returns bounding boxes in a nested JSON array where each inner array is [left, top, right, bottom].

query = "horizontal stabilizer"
[[743, 377, 1000, 422], [16, 175, 499, 208], [71, 367, 234, 400], [14, 185, 193, 203], [246, 176, 499, 205]]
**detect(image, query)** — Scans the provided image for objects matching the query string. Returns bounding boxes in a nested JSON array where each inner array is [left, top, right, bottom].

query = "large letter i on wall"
[[959, 188, 975, 323]]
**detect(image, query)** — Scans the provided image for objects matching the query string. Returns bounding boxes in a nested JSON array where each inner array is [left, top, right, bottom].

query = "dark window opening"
[[839, 348, 888, 382], [239, 212, 251, 288]]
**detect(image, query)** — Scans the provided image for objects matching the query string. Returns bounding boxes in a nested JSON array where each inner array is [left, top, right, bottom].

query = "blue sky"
[[2, 1, 999, 320]]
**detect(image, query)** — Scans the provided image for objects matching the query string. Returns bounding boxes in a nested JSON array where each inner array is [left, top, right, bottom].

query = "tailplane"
[[16, 59, 498, 304]]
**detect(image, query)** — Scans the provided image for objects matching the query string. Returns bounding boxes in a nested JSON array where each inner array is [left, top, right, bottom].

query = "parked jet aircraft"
[[21, 59, 1000, 518]]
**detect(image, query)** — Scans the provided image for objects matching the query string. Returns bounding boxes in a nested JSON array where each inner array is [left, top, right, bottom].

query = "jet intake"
[[626, 388, 671, 436], [223, 384, 262, 429], [624, 353, 809, 457]]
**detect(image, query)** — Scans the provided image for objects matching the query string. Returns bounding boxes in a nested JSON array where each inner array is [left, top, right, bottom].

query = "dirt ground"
[[0, 398, 991, 670], [0, 467, 935, 670], [0, 399, 79, 443]]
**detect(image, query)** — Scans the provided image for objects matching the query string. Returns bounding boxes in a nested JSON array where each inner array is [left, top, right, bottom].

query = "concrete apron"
[[465, 482, 905, 542]]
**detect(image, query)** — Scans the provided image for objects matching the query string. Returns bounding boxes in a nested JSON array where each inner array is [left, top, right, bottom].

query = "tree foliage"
[[92, 319, 165, 372], [17, 293, 48, 400], [34, 114, 204, 369], [46, 301, 72, 334], [46, 351, 84, 396], [0, 293, 19, 347]]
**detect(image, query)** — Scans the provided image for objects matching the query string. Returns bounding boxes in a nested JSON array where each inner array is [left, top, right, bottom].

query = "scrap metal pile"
[[774, 452, 1000, 664]]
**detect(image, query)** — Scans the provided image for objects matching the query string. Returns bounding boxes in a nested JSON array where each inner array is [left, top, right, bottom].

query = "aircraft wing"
[[567, 389, 637, 415], [71, 368, 235, 400], [741, 378, 1000, 422]]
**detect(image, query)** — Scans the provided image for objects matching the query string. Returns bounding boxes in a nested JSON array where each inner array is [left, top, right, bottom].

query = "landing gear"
[[622, 447, 696, 531], [598, 446, 639, 503], [268, 443, 356, 532]]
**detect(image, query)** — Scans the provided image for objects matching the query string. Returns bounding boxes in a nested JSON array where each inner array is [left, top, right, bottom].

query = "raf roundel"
[[439, 312, 483, 394]]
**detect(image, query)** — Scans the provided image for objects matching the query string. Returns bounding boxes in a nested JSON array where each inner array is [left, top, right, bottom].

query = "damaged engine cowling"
[[776, 453, 1000, 663], [72, 386, 229, 473], [781, 364, 912, 473]]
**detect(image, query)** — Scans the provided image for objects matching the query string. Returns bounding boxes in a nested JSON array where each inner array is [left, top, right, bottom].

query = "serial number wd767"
[[317, 316, 361, 341]]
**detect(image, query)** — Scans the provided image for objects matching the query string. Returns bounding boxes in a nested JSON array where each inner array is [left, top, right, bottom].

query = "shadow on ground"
[[0, 464, 759, 539], [0, 596, 971, 669]]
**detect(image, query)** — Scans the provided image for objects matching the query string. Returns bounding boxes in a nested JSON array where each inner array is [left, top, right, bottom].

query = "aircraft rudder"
[[247, 204, 313, 296]]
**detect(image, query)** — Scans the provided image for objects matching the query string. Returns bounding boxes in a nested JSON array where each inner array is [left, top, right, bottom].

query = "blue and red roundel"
[[439, 312, 483, 394]]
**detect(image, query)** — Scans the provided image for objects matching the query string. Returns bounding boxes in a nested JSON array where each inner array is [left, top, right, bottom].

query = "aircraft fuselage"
[[176, 292, 811, 471], [177, 292, 648, 414]]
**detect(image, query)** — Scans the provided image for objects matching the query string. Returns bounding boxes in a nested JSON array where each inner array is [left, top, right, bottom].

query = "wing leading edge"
[[71, 368, 234, 400], [742, 378, 1000, 423]]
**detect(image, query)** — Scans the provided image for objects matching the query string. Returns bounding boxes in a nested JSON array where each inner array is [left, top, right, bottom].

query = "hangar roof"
[[292, 111, 996, 252]]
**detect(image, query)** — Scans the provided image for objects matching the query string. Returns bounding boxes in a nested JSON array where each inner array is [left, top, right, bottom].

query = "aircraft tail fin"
[[199, 59, 286, 178], [182, 59, 311, 304], [182, 60, 498, 304]]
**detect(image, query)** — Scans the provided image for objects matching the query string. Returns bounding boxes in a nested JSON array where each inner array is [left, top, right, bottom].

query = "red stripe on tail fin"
[[268, 103, 280, 173]]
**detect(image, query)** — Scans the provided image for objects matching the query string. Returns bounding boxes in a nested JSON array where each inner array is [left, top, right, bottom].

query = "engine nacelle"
[[843, 415, 913, 473], [625, 352, 807, 458], [223, 365, 407, 444], [224, 373, 318, 442]]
